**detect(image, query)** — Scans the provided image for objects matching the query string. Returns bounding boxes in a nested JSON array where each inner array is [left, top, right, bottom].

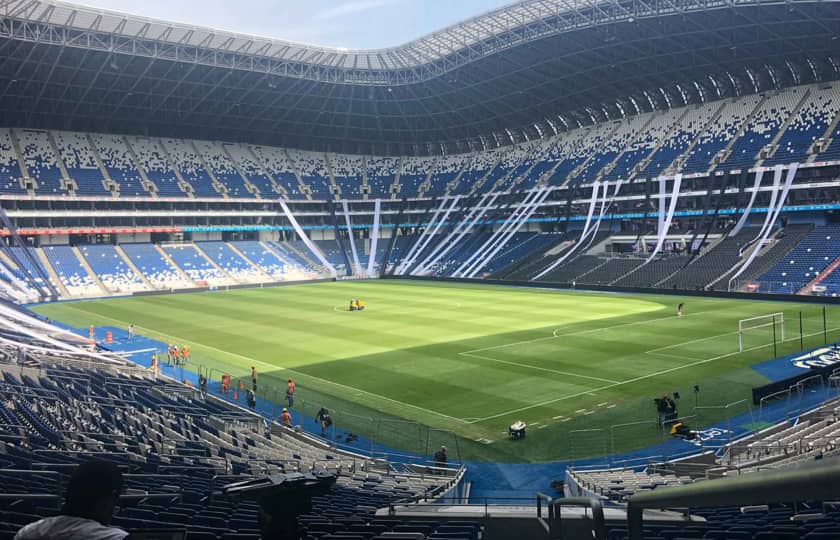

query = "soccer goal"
[[738, 313, 785, 352]]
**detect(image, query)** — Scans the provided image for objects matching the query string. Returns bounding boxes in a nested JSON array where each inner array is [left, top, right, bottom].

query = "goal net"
[[738, 313, 785, 353]]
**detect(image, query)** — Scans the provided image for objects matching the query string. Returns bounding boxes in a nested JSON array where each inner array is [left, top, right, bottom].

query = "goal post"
[[738, 313, 785, 353]]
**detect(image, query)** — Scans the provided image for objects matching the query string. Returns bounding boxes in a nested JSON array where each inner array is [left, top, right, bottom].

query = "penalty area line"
[[58, 303, 472, 425], [459, 351, 619, 384], [466, 336, 805, 425]]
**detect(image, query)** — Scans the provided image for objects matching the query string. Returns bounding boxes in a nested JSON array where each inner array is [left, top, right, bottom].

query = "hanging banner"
[[532, 181, 602, 280], [728, 163, 798, 289], [455, 188, 544, 277], [341, 200, 362, 275], [278, 199, 337, 277], [465, 188, 552, 278], [646, 174, 683, 261], [729, 169, 765, 237], [395, 196, 453, 274], [413, 193, 497, 275], [366, 198, 381, 277], [398, 196, 461, 274]]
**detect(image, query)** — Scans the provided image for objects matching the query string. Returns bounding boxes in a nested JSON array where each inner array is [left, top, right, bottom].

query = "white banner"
[[413, 193, 497, 275], [341, 200, 362, 275], [728, 163, 798, 289], [531, 181, 602, 281], [729, 169, 765, 237], [646, 174, 683, 261], [463, 188, 551, 278], [397, 196, 461, 274], [455, 188, 543, 277], [395, 196, 451, 275], [279, 199, 337, 277], [366, 198, 381, 277]]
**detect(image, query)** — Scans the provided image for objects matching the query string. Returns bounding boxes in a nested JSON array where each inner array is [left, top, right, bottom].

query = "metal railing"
[[627, 460, 840, 540], [537, 493, 606, 540]]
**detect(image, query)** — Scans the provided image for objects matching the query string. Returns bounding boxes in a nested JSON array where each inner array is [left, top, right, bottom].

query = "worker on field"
[[180, 345, 188, 366], [678, 303, 684, 317], [172, 345, 179, 367], [280, 408, 291, 427], [357, 299, 365, 311], [127, 324, 135, 341], [286, 378, 295, 408], [166, 343, 173, 365], [251, 366, 258, 392], [88, 325, 95, 341], [149, 354, 159, 376]]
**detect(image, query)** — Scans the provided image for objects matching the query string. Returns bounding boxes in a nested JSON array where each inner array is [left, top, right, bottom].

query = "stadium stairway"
[[192, 242, 238, 283], [32, 248, 69, 297], [115, 245, 157, 290], [225, 241, 273, 281], [799, 255, 840, 294], [154, 245, 197, 285], [71, 245, 108, 295]]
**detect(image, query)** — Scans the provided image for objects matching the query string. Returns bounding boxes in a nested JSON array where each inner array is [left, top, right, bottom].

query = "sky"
[[74, 0, 514, 49]]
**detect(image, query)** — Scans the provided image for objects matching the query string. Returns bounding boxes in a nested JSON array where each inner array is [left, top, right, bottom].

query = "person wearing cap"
[[280, 408, 291, 427], [433, 445, 448, 474], [15, 460, 127, 540], [251, 366, 258, 391]]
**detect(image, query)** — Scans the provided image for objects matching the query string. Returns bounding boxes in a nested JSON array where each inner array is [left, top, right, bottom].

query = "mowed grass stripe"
[[32, 281, 840, 462]]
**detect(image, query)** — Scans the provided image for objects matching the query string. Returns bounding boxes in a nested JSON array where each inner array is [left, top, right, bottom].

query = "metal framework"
[[0, 0, 838, 154]]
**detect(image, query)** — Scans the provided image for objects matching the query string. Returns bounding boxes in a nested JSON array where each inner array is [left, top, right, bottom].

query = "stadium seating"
[[162, 244, 227, 285], [640, 101, 723, 178], [286, 149, 332, 200], [41, 245, 100, 296], [367, 156, 400, 198], [52, 131, 108, 196], [0, 336, 456, 540], [720, 86, 808, 171], [196, 242, 263, 282], [757, 225, 840, 293], [16, 129, 66, 195], [223, 142, 282, 199], [763, 85, 840, 166], [90, 133, 148, 197], [161, 138, 221, 198], [330, 153, 365, 199], [193, 140, 255, 199], [0, 128, 25, 194], [682, 93, 764, 174], [229, 241, 287, 279], [120, 243, 193, 289], [452, 147, 506, 195], [424, 155, 467, 198], [77, 244, 146, 293], [127, 136, 186, 197]]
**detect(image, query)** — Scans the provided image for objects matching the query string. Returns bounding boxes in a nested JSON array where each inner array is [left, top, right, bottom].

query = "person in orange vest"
[[172, 345, 179, 367], [183, 345, 190, 364], [286, 378, 295, 408], [180, 346, 188, 366], [280, 408, 291, 427]]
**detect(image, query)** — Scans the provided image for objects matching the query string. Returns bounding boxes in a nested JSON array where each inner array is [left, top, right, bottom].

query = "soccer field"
[[32, 280, 840, 463]]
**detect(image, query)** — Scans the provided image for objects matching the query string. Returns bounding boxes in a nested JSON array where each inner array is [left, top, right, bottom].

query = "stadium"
[[0, 0, 840, 537]]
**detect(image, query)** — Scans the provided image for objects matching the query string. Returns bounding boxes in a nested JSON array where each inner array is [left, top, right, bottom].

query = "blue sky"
[[76, 0, 513, 49]]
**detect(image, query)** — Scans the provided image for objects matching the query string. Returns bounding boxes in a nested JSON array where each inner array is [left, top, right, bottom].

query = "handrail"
[[536, 493, 606, 540], [627, 460, 840, 540]]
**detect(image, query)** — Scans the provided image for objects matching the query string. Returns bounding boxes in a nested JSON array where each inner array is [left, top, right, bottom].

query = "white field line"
[[468, 326, 840, 424], [459, 351, 619, 384], [59, 303, 471, 425], [462, 309, 717, 356]]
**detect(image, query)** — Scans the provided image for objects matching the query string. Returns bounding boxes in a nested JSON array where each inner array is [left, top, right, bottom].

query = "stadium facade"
[[2, 1, 840, 538]]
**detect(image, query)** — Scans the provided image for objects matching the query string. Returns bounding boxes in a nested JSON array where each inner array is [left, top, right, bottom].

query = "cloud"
[[315, 0, 402, 21]]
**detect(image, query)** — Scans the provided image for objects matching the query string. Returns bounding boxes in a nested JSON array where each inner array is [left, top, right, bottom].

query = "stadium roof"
[[0, 0, 838, 155]]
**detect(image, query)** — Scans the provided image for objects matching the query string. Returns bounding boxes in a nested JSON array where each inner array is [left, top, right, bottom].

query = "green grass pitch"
[[31, 280, 840, 463]]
